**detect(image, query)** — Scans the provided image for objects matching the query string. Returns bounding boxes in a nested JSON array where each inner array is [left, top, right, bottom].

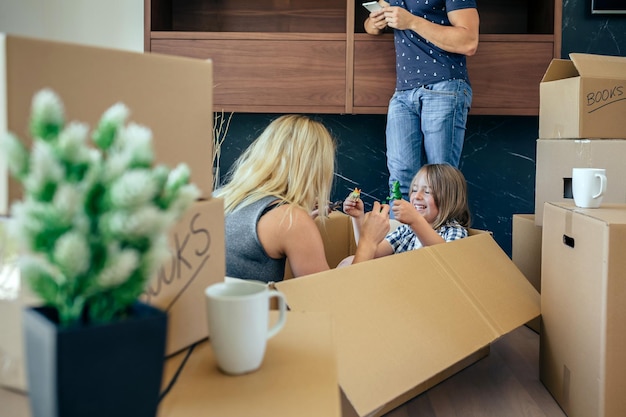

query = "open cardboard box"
[[276, 213, 540, 417], [539, 53, 626, 139], [0, 33, 214, 216]]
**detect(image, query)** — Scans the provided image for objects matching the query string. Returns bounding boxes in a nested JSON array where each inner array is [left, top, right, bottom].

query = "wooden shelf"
[[145, 0, 562, 115]]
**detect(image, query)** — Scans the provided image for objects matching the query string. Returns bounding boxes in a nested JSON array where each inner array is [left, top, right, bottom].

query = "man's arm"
[[384, 7, 479, 56]]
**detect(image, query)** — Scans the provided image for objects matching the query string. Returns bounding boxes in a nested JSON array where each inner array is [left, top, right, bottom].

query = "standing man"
[[365, 1, 479, 200]]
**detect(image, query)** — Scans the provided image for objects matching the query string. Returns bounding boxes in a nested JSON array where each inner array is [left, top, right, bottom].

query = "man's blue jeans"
[[385, 79, 472, 200]]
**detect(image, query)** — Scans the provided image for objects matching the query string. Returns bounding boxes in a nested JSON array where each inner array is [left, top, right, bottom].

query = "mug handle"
[[267, 290, 287, 339], [593, 173, 607, 199]]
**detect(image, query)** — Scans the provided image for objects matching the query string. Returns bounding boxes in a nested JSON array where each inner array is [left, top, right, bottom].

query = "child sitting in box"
[[341, 163, 470, 264]]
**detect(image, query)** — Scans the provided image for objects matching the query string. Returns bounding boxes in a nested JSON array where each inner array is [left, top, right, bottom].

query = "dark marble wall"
[[214, 1, 626, 257], [562, 0, 626, 58], [216, 113, 537, 256]]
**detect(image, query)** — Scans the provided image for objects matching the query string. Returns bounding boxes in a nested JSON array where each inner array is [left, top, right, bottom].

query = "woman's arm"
[[353, 202, 392, 263], [258, 204, 330, 278]]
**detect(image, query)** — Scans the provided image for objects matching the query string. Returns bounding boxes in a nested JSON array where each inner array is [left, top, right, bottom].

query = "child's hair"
[[413, 163, 471, 230], [214, 115, 336, 219]]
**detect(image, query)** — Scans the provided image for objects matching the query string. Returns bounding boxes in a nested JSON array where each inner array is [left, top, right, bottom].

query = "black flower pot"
[[23, 302, 167, 417]]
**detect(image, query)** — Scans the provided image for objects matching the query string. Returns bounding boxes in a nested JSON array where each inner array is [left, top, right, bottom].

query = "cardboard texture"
[[511, 214, 542, 333], [539, 53, 626, 139], [0, 33, 214, 216], [284, 211, 357, 280], [512, 214, 542, 294], [276, 233, 540, 417], [540, 202, 626, 417], [158, 311, 340, 417], [142, 198, 225, 356], [534, 138, 626, 225]]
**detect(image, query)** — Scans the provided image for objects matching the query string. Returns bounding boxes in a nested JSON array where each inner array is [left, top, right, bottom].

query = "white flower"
[[100, 103, 129, 128], [168, 184, 201, 216], [96, 248, 139, 288], [20, 254, 67, 285], [31, 89, 64, 130], [24, 141, 64, 196], [101, 205, 168, 241], [109, 170, 157, 209], [52, 185, 91, 234], [0, 133, 29, 179], [117, 123, 154, 167], [57, 122, 90, 164], [54, 231, 90, 278]]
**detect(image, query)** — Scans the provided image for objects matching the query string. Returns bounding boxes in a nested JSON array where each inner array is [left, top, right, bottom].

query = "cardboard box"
[[157, 311, 340, 417], [276, 232, 540, 417], [534, 138, 626, 225], [512, 214, 542, 333], [142, 198, 225, 356], [539, 53, 626, 139], [540, 202, 626, 417], [0, 33, 214, 215]]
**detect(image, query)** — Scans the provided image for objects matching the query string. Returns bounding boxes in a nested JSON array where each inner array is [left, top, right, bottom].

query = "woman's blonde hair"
[[413, 163, 471, 230], [214, 115, 336, 220]]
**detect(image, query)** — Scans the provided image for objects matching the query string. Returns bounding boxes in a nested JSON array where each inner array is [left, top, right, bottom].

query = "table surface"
[[0, 311, 340, 417]]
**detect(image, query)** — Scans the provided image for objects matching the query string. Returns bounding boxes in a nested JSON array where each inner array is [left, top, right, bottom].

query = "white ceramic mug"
[[572, 168, 607, 208], [205, 279, 287, 375]]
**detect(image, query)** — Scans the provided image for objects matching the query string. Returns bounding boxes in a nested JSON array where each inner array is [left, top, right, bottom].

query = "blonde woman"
[[214, 115, 390, 283], [342, 163, 470, 262]]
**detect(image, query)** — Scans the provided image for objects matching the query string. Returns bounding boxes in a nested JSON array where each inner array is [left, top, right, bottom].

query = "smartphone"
[[362, 1, 383, 12]]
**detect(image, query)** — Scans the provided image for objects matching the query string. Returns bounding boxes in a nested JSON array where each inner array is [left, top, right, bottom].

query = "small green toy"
[[387, 181, 402, 201]]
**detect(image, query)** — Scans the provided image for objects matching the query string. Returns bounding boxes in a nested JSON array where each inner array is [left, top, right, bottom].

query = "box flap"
[[569, 53, 626, 80], [276, 233, 539, 417], [541, 58, 579, 82]]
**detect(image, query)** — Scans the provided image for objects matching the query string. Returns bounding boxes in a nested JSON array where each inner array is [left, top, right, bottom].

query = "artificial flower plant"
[[1, 89, 200, 326]]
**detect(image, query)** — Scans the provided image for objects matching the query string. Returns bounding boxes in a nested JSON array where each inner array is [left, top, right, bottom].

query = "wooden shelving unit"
[[144, 0, 562, 115]]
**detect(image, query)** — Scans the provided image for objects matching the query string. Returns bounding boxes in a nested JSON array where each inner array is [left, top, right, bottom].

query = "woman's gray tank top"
[[225, 195, 286, 283]]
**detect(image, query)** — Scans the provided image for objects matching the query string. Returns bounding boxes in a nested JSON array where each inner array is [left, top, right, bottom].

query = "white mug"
[[572, 168, 607, 208], [205, 279, 287, 375]]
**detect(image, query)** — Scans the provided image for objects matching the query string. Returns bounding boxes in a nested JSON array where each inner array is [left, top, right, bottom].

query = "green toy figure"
[[387, 181, 402, 202]]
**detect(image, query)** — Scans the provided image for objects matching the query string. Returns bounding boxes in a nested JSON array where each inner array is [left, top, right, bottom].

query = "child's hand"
[[392, 199, 420, 224], [343, 195, 365, 219]]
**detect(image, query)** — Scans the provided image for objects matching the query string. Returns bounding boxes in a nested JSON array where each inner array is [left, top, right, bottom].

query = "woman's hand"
[[343, 195, 365, 219]]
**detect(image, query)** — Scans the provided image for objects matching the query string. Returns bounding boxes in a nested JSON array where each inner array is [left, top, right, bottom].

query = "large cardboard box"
[[540, 202, 626, 417], [0, 33, 214, 215], [157, 311, 340, 417], [512, 214, 542, 333], [276, 232, 540, 417], [539, 53, 626, 139], [534, 139, 626, 225], [142, 198, 225, 356]]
